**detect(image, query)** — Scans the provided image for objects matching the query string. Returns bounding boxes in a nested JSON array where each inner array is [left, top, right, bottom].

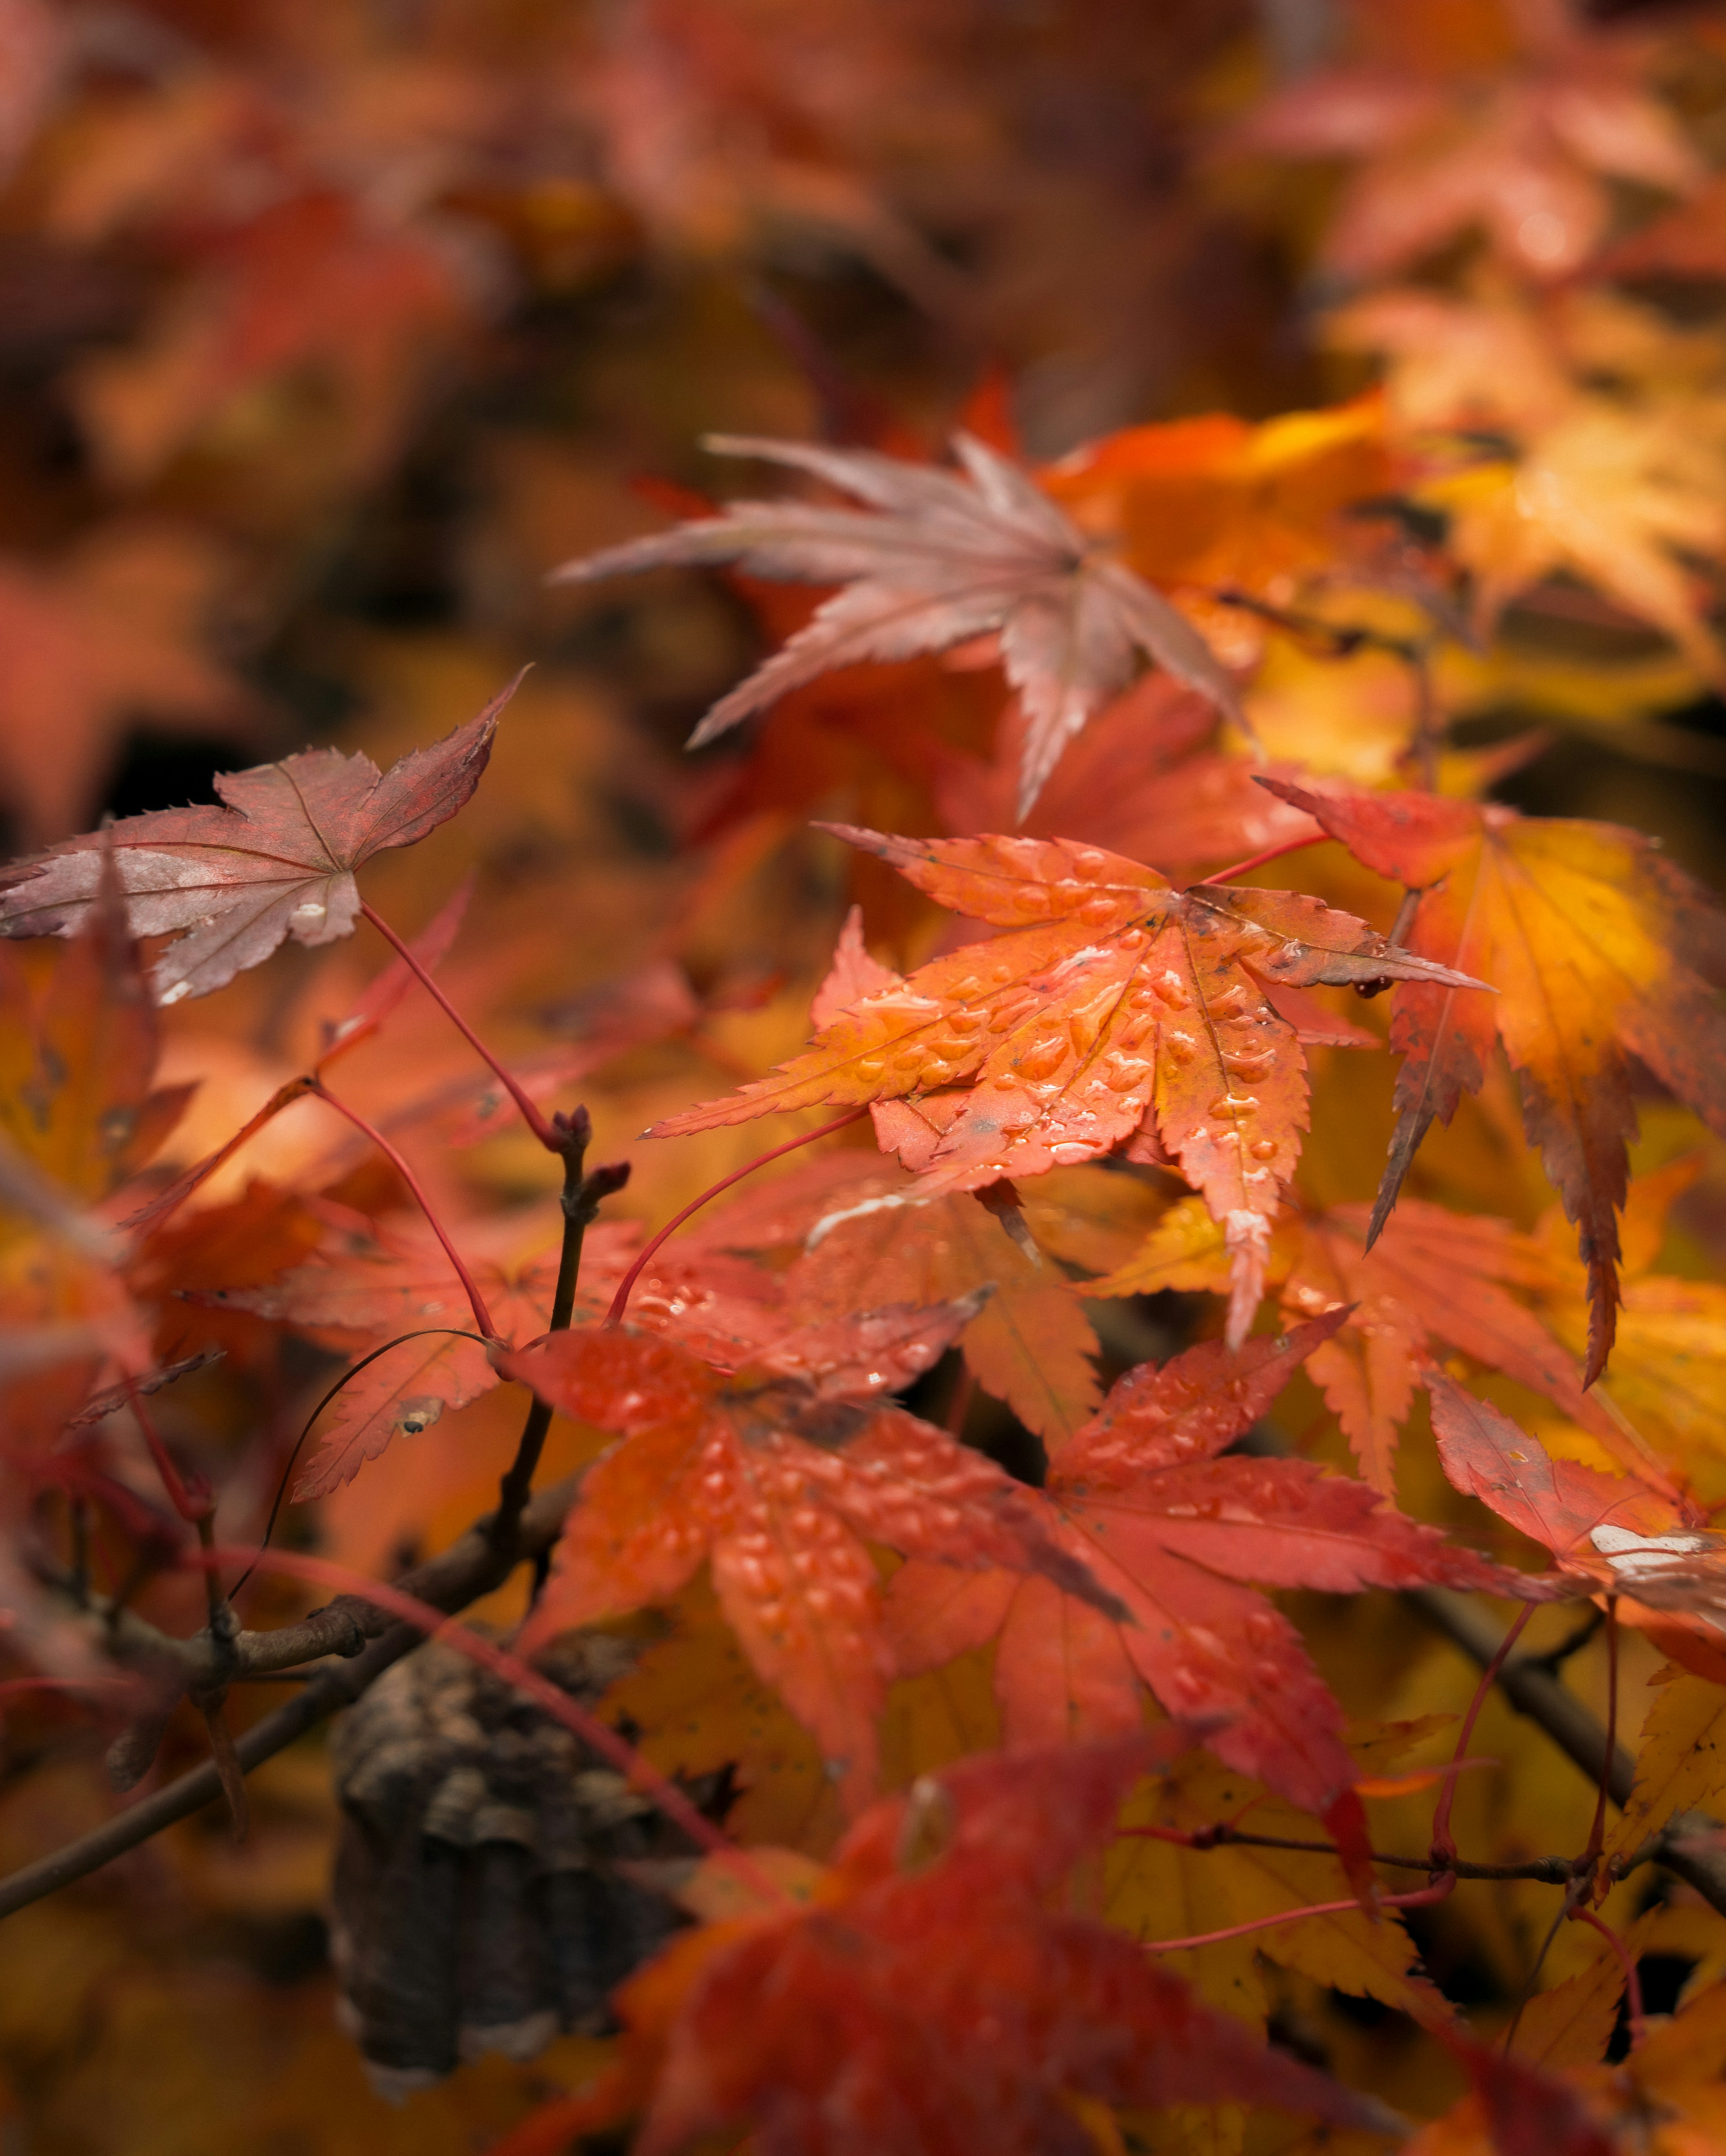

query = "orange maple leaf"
[[649, 826, 1488, 1342], [499, 1298, 1121, 1808], [1235, 0, 1699, 283], [0, 526, 254, 847], [1088, 1191, 1643, 1494], [1264, 779, 1726, 1382]]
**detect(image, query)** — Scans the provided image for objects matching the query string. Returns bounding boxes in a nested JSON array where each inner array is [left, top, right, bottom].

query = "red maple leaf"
[[556, 1732, 1396, 2156], [933, 672, 1324, 885], [498, 1296, 1121, 1807], [0, 687, 513, 1005], [886, 1318, 1528, 1844], [649, 825, 1487, 1341], [1426, 1369, 1726, 1680], [209, 1209, 784, 1498]]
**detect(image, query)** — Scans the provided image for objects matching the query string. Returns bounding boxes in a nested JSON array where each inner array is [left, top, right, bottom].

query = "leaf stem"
[[1147, 1873, 1454, 1953], [1430, 1600, 1535, 1866], [1197, 832, 1327, 886], [360, 899, 559, 1151], [306, 1077, 497, 1338], [605, 1108, 868, 1325], [124, 1373, 213, 1525], [1582, 1601, 1619, 1871], [226, 1327, 493, 1600]]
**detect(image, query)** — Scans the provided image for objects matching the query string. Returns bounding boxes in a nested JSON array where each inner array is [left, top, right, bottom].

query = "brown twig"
[[494, 1109, 629, 1544], [0, 1474, 581, 1921], [1404, 1587, 1726, 1919]]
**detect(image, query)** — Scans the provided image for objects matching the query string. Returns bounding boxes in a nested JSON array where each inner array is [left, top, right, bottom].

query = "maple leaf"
[[932, 672, 1324, 884], [1107, 1745, 1450, 2032], [0, 837, 191, 1206], [0, 685, 513, 1005], [1410, 1984, 1726, 2156], [0, 525, 254, 848], [1284, 1198, 1637, 1493], [574, 1733, 1396, 2156], [1529, 1160, 1726, 1503], [1426, 1370, 1726, 1680], [885, 1319, 1520, 1840], [498, 1298, 1121, 1807], [549, 433, 1242, 815], [1236, 9, 1700, 283], [1091, 1191, 1651, 1494], [71, 194, 475, 487], [649, 825, 1487, 1342], [207, 1209, 635, 1498], [786, 1170, 1102, 1448], [1263, 778, 1726, 1382], [1038, 397, 1397, 627]]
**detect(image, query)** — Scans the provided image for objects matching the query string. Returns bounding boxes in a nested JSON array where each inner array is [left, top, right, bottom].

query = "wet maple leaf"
[[649, 825, 1487, 1341], [549, 433, 1242, 815], [886, 1318, 1520, 1841], [498, 1297, 1120, 1807], [1426, 1370, 1726, 1679], [1263, 779, 1726, 1382], [553, 1732, 1395, 2156], [1091, 1192, 1642, 1494], [786, 1170, 1102, 1448], [209, 1209, 789, 1500], [0, 687, 512, 1005]]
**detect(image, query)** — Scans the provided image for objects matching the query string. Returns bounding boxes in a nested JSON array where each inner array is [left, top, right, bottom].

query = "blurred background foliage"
[[9, 0, 1726, 2147]]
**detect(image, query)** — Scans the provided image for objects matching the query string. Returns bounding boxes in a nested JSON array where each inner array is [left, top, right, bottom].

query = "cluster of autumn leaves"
[[12, 1, 1726, 2152]]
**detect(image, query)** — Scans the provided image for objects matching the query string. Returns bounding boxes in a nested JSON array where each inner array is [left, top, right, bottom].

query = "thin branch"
[[1119, 1821, 1574, 1884], [0, 1474, 581, 1921], [360, 900, 559, 1151], [197, 1542, 772, 1887], [1404, 1587, 1726, 1919], [494, 1111, 629, 1543]]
